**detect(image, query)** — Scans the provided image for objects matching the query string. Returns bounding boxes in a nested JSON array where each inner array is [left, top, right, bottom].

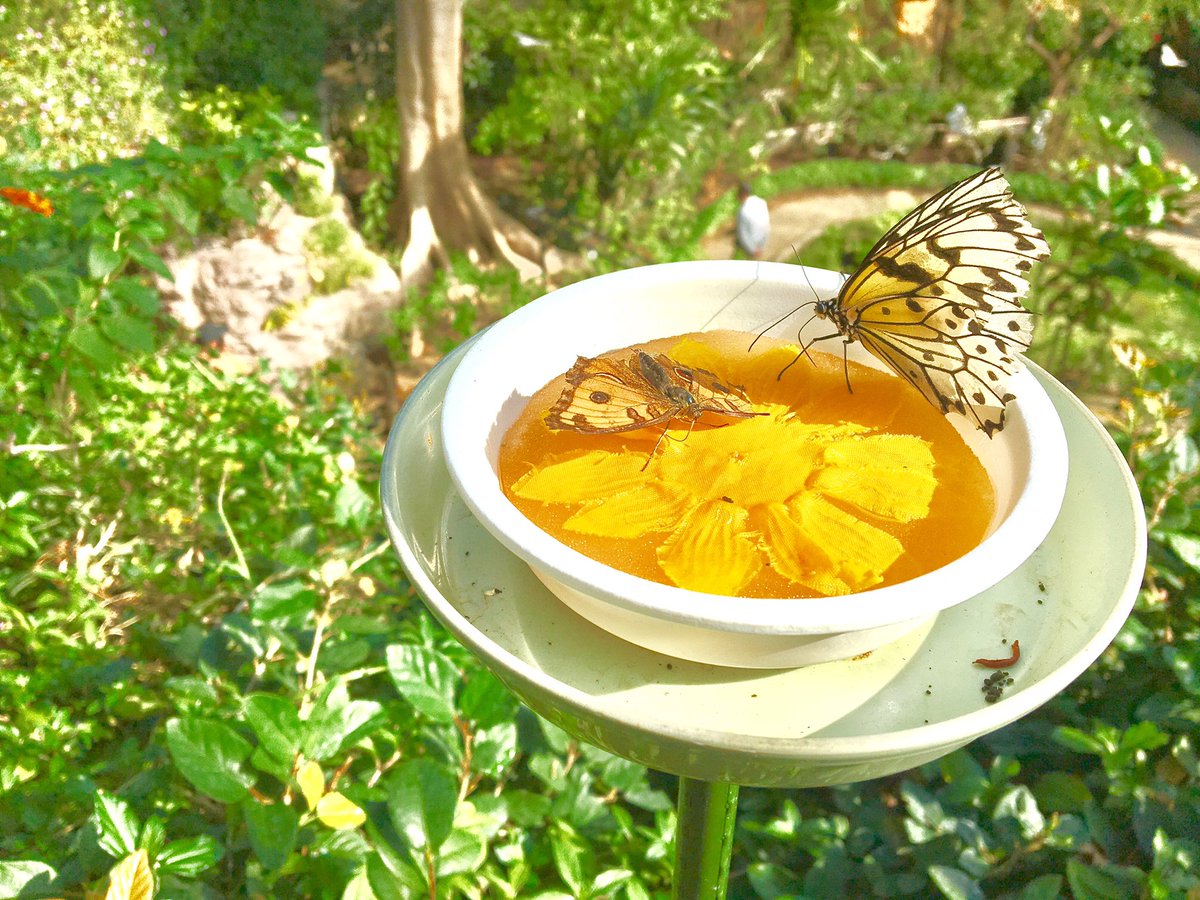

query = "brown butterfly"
[[545, 349, 762, 468]]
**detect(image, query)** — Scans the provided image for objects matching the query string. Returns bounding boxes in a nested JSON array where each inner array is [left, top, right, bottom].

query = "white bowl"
[[440, 260, 1069, 667]]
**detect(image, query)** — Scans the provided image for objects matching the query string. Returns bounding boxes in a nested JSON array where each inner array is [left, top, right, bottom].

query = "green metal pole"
[[673, 777, 740, 899]]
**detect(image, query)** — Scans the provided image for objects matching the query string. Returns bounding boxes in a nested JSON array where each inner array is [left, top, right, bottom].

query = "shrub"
[[0, 106, 322, 388], [0, 0, 173, 167], [465, 0, 761, 264]]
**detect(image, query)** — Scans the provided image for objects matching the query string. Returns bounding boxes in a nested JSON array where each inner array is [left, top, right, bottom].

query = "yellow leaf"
[[296, 759, 325, 810], [315, 791, 367, 830], [104, 849, 154, 900], [657, 500, 762, 594]]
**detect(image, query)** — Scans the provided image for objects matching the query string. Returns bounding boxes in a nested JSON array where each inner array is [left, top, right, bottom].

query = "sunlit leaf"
[[297, 759, 325, 810], [103, 849, 153, 900], [316, 792, 367, 830]]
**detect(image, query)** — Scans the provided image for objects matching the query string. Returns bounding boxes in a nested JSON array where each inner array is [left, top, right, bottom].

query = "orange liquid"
[[498, 330, 994, 598]]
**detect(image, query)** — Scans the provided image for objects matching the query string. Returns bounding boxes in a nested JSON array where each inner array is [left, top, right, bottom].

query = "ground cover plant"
[[2, 1, 1200, 896]]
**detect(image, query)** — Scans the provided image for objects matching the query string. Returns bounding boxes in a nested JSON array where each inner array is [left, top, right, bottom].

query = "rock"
[[159, 191, 401, 372]]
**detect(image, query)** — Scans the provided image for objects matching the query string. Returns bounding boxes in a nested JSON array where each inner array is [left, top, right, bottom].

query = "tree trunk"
[[393, 0, 543, 287]]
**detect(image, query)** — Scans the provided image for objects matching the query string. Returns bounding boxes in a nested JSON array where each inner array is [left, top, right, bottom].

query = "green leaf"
[[138, 816, 166, 859], [366, 851, 427, 899], [87, 242, 122, 280], [1146, 195, 1165, 226], [550, 828, 587, 895], [1164, 532, 1200, 572], [155, 834, 223, 877], [387, 758, 458, 852], [69, 324, 120, 367], [1018, 874, 1064, 900], [0, 861, 58, 898], [459, 670, 519, 729], [593, 869, 635, 893], [243, 801, 299, 871], [386, 644, 458, 723], [436, 827, 487, 877], [127, 243, 174, 281], [165, 717, 255, 803], [747, 862, 804, 899], [93, 789, 140, 858], [1052, 726, 1106, 756], [251, 580, 317, 622], [928, 865, 985, 900], [222, 183, 259, 224], [1066, 859, 1146, 900], [472, 723, 519, 778], [938, 750, 988, 804], [243, 693, 302, 763], [159, 188, 200, 235], [1120, 721, 1169, 753], [334, 479, 374, 527], [992, 786, 1045, 840], [301, 678, 385, 761], [1033, 772, 1093, 814], [341, 868, 378, 900], [506, 789, 553, 827], [107, 278, 160, 316], [99, 312, 156, 353]]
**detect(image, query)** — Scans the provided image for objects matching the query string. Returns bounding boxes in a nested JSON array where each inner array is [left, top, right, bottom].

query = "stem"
[[304, 609, 330, 695], [216, 461, 251, 581], [673, 778, 739, 900]]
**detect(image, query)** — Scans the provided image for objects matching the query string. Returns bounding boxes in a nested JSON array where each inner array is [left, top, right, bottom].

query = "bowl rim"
[[440, 260, 1070, 634]]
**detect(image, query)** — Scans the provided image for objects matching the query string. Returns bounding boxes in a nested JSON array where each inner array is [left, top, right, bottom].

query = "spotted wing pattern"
[[814, 167, 1051, 436], [545, 350, 758, 434]]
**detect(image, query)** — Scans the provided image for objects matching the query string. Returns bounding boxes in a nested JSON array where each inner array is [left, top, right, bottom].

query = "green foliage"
[[0, 0, 173, 167], [304, 219, 376, 296], [389, 254, 547, 361], [0, 109, 321, 386], [342, 102, 401, 249], [5, 5, 1200, 895], [1031, 121, 1200, 374], [150, 0, 326, 114], [465, 0, 761, 264], [778, 0, 1192, 165]]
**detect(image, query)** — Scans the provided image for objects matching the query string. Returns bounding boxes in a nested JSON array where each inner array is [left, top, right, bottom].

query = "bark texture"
[[393, 0, 541, 286]]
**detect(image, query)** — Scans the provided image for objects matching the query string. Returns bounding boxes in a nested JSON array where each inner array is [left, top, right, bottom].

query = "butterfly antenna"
[[799, 263, 821, 304], [751, 256, 822, 352], [750, 302, 815, 351]]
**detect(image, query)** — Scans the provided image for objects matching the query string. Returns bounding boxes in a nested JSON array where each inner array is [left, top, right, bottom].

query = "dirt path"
[[702, 185, 1200, 271]]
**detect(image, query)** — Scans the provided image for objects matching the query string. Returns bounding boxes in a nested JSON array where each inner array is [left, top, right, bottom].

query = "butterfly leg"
[[841, 339, 853, 395], [642, 420, 676, 471], [641, 415, 703, 471]]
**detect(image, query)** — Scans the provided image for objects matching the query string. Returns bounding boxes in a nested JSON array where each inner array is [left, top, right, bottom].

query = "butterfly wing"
[[652, 353, 760, 419], [835, 167, 1050, 435], [545, 354, 679, 433]]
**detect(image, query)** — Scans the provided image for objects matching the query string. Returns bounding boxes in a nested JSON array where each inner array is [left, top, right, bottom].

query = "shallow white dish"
[[440, 261, 1070, 667], [381, 338, 1144, 787]]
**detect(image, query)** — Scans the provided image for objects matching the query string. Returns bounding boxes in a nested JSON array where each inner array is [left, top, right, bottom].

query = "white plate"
[[381, 337, 1144, 788]]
